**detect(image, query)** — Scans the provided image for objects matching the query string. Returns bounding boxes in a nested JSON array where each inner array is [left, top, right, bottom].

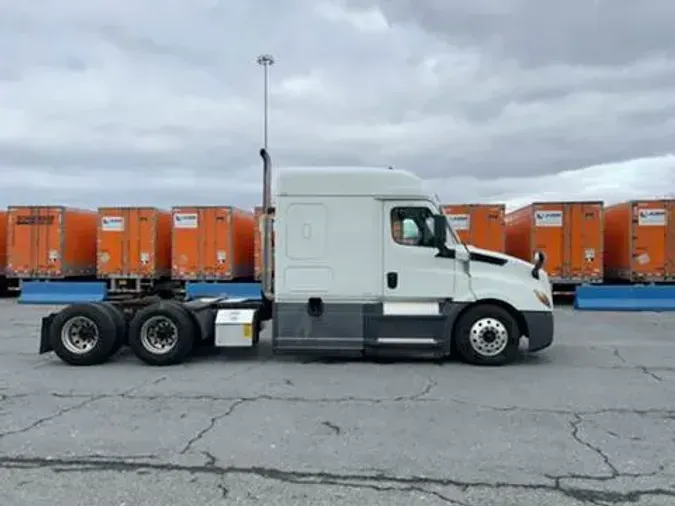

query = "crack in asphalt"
[[174, 380, 436, 456], [5, 385, 671, 503], [0, 377, 440, 415], [172, 379, 436, 457], [638, 366, 664, 382], [3, 389, 675, 421], [2, 376, 673, 503], [216, 482, 229, 499], [48, 391, 440, 404], [399, 379, 437, 401], [0, 454, 672, 504], [431, 393, 675, 420], [0, 395, 105, 440], [543, 415, 671, 505], [613, 348, 667, 382], [612, 348, 628, 365], [568, 413, 619, 478], [321, 420, 341, 435], [0, 377, 167, 440], [179, 399, 249, 455]]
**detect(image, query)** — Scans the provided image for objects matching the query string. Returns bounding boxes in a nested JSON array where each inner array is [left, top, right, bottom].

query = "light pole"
[[256, 54, 275, 151]]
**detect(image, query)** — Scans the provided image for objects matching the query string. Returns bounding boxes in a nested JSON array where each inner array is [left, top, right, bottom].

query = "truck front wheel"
[[128, 302, 196, 366], [453, 304, 519, 366]]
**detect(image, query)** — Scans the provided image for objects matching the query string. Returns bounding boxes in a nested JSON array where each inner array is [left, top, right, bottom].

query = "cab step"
[[365, 337, 447, 359]]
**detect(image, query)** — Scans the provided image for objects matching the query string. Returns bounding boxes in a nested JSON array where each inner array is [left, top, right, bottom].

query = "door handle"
[[387, 272, 398, 289]]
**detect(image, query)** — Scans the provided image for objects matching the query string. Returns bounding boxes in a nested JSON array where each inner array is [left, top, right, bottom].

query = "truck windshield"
[[430, 194, 461, 245], [444, 215, 461, 244]]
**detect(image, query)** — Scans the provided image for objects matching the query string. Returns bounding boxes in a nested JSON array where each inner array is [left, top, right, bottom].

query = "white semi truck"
[[38, 150, 554, 367]]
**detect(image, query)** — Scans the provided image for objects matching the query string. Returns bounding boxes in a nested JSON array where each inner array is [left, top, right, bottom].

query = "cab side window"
[[390, 207, 436, 247]]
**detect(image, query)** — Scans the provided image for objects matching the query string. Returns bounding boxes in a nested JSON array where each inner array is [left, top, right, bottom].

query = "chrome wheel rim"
[[469, 317, 509, 357], [61, 316, 99, 354], [140, 316, 178, 355]]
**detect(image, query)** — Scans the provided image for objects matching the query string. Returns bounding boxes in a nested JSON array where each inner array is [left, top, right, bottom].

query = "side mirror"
[[531, 250, 546, 279], [534, 251, 545, 266], [432, 214, 447, 248]]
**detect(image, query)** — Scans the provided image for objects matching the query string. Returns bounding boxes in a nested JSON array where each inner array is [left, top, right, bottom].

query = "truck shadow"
[[294, 350, 551, 367], [189, 338, 551, 367]]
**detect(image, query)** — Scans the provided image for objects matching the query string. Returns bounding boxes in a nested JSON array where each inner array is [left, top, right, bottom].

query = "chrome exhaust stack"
[[259, 148, 274, 300]]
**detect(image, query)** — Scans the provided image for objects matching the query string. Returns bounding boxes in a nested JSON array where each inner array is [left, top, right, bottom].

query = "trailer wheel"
[[96, 302, 127, 356], [453, 304, 519, 366], [128, 301, 196, 366], [49, 303, 119, 366]]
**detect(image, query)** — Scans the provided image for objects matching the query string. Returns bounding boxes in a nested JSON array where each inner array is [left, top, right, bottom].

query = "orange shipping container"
[[97, 207, 171, 279], [441, 204, 505, 252], [505, 201, 604, 284], [254, 206, 275, 280], [0, 210, 7, 275], [604, 199, 675, 282], [7, 206, 97, 279], [172, 206, 255, 280]]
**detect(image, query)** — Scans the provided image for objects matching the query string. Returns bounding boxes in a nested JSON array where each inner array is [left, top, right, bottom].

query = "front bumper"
[[522, 310, 554, 352]]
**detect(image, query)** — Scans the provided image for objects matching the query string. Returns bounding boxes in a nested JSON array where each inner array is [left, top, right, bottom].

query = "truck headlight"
[[533, 289, 552, 308]]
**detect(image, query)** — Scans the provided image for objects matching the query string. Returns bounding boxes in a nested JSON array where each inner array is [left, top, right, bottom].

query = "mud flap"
[[39, 313, 56, 353]]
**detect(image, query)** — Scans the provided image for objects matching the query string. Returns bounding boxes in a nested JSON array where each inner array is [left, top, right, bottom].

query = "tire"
[[453, 304, 520, 366], [48, 303, 119, 366], [96, 302, 127, 356], [128, 301, 197, 366]]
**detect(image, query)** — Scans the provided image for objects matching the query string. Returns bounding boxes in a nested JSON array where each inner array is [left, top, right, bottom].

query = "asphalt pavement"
[[1, 299, 674, 505]]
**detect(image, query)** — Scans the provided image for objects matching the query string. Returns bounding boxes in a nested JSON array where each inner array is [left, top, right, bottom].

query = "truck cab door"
[[381, 201, 457, 309], [371, 201, 459, 349]]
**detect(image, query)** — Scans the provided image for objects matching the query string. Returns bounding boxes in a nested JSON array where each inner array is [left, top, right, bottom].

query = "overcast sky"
[[2, 0, 674, 211]]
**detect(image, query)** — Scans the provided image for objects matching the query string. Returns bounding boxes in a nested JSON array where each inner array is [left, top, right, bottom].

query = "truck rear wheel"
[[96, 302, 127, 356], [453, 304, 519, 366], [128, 301, 196, 366], [49, 303, 119, 366]]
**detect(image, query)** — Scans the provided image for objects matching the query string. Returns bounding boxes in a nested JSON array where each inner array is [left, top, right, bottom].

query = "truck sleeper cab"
[[271, 165, 553, 365], [38, 151, 554, 367]]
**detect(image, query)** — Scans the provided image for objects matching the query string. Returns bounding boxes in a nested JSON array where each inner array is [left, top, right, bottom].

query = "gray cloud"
[[0, 0, 674, 209], [349, 0, 675, 67]]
